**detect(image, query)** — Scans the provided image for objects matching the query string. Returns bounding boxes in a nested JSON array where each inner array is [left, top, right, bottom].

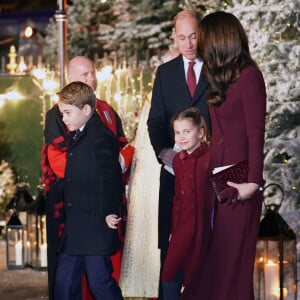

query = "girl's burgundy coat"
[[161, 143, 210, 284]]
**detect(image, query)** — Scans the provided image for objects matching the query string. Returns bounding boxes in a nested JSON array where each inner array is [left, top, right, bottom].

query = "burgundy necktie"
[[187, 61, 196, 97]]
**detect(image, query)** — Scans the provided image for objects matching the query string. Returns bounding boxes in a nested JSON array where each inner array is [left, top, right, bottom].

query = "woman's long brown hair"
[[198, 11, 257, 106]]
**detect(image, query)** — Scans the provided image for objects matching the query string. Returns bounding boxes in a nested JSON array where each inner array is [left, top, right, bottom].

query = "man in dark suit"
[[54, 81, 123, 299], [147, 9, 210, 299]]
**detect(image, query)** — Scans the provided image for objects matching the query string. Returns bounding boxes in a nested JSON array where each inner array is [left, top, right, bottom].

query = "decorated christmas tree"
[[225, 0, 300, 209], [43, 0, 224, 66], [99, 0, 178, 62], [43, 0, 116, 66]]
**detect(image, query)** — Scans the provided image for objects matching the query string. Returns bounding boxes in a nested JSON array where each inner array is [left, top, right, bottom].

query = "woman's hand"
[[227, 182, 259, 202], [105, 214, 122, 229]]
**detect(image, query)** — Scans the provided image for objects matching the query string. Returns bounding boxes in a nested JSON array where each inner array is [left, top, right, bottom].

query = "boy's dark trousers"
[[54, 252, 123, 300]]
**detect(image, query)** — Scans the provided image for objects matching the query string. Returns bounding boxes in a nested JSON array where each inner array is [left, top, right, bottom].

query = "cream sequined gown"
[[120, 100, 161, 298]]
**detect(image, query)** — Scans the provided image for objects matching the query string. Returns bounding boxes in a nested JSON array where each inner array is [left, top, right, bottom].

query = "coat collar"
[[179, 142, 209, 160]]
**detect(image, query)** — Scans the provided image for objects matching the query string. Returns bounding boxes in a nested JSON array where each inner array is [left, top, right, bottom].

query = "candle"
[[272, 287, 288, 298], [40, 243, 47, 267], [15, 241, 23, 266], [26, 241, 31, 264], [264, 260, 279, 299]]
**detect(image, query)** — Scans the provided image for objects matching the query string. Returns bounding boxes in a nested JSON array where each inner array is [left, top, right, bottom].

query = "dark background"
[[0, 0, 58, 57], [0, 0, 57, 12]]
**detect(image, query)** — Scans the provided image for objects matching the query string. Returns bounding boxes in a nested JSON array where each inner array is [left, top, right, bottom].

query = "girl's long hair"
[[198, 11, 257, 106]]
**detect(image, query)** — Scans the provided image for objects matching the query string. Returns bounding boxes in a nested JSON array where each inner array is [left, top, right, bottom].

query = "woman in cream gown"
[[120, 49, 179, 300], [119, 99, 161, 299]]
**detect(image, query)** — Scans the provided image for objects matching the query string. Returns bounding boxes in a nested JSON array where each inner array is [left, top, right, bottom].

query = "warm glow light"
[[43, 79, 58, 92], [51, 94, 59, 103], [0, 96, 5, 107], [32, 68, 46, 80], [115, 68, 123, 76], [5, 91, 24, 101], [24, 25, 34, 38], [114, 93, 122, 102], [273, 287, 288, 298], [264, 260, 280, 298], [96, 65, 113, 81], [15, 240, 23, 265], [25, 240, 31, 264], [17, 59, 27, 73], [40, 243, 47, 267]]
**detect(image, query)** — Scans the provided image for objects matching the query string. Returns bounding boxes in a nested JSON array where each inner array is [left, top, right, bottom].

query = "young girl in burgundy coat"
[[161, 107, 210, 300]]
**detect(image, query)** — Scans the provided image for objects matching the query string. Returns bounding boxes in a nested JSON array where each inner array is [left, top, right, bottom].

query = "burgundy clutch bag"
[[210, 160, 249, 202]]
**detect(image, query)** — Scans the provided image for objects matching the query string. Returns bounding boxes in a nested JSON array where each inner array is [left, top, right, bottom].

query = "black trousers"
[[54, 253, 123, 300]]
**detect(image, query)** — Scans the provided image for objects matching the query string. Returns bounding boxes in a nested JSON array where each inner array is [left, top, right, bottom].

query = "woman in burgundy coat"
[[182, 12, 267, 300], [161, 107, 210, 300]]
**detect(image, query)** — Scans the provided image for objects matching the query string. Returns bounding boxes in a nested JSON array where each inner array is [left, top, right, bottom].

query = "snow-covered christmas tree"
[[225, 0, 300, 210]]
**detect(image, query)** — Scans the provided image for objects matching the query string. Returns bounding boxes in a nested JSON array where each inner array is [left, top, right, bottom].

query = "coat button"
[[67, 202, 71, 207], [65, 178, 71, 182], [181, 190, 185, 195]]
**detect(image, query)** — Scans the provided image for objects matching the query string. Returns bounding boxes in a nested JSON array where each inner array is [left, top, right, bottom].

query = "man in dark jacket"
[[147, 9, 210, 299]]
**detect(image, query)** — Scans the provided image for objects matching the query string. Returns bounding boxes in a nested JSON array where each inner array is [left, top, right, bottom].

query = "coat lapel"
[[191, 70, 209, 104], [174, 56, 190, 98]]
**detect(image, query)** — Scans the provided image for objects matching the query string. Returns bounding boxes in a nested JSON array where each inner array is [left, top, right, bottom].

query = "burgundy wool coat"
[[182, 65, 267, 300], [161, 143, 210, 285]]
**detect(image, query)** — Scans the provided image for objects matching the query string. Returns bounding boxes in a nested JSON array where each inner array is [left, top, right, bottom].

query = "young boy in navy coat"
[[54, 81, 123, 300]]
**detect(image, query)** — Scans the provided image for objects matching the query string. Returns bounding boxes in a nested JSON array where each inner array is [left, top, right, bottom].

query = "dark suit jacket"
[[147, 54, 210, 249], [62, 112, 123, 256]]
